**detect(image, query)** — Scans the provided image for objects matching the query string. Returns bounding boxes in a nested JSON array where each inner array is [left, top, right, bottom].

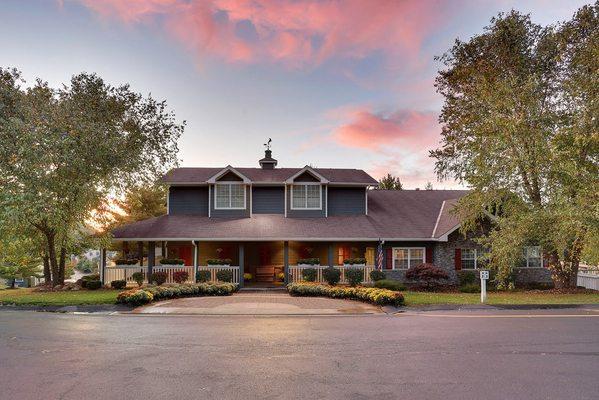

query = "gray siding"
[[252, 186, 284, 214], [168, 186, 208, 215], [210, 184, 251, 218], [286, 184, 327, 218], [328, 187, 366, 216]]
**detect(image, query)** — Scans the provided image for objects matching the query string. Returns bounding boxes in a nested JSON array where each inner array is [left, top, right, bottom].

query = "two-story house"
[[105, 149, 552, 287]]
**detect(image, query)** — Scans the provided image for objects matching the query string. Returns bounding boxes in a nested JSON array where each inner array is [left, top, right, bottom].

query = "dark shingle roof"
[[112, 190, 468, 241], [162, 167, 378, 185]]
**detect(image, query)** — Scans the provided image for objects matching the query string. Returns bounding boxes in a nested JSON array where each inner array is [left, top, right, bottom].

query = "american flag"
[[376, 240, 384, 270]]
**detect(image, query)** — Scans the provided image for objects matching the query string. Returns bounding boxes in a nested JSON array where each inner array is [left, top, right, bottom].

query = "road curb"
[[0, 304, 134, 313]]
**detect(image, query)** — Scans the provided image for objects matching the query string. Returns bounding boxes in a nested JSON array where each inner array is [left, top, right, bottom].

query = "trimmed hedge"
[[345, 268, 364, 287], [196, 270, 211, 282], [370, 270, 386, 282], [116, 282, 239, 306], [216, 269, 233, 283], [374, 279, 406, 291], [287, 283, 404, 307], [111, 280, 127, 290], [86, 280, 102, 290], [301, 268, 317, 282], [322, 267, 341, 285]]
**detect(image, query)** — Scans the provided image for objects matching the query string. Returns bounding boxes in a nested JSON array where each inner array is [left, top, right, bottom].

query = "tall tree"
[[106, 183, 167, 228], [0, 69, 184, 286], [378, 173, 403, 190], [431, 5, 598, 288], [0, 235, 42, 289]]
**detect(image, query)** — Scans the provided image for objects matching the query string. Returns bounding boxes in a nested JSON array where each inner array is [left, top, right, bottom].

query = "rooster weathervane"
[[264, 138, 272, 151]]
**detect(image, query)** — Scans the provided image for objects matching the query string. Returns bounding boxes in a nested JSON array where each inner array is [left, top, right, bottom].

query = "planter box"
[[115, 264, 140, 268], [298, 264, 320, 267], [343, 264, 366, 267], [159, 264, 186, 268], [207, 264, 231, 268]]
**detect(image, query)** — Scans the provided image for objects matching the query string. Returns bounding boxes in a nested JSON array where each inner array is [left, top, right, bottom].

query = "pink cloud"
[[78, 0, 452, 68], [332, 108, 440, 152]]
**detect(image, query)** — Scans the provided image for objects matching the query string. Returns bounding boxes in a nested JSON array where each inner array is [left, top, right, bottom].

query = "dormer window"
[[291, 183, 321, 210], [215, 183, 246, 209]]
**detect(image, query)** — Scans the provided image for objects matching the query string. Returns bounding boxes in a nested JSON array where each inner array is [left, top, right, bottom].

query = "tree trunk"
[[58, 246, 67, 284], [42, 252, 51, 284], [45, 232, 60, 287], [10, 279, 16, 289]]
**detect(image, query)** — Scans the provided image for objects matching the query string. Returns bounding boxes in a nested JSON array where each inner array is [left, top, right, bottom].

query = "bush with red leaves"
[[405, 263, 450, 291], [172, 270, 190, 284]]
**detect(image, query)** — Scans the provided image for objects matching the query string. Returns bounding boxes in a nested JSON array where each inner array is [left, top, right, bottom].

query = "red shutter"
[[454, 248, 462, 270], [385, 248, 393, 269], [426, 247, 433, 264]]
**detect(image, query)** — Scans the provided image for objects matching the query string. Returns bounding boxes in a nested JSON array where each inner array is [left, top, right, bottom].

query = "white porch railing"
[[288, 265, 374, 284], [103, 265, 240, 285]]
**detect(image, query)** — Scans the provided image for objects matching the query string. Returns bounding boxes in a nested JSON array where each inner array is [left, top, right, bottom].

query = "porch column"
[[137, 242, 144, 266], [193, 241, 199, 282], [123, 241, 129, 258], [283, 241, 289, 284], [100, 248, 106, 284], [148, 241, 155, 282], [328, 243, 334, 267], [239, 243, 245, 288]]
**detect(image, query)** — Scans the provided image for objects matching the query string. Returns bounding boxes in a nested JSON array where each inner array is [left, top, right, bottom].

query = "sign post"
[[479, 270, 489, 303]]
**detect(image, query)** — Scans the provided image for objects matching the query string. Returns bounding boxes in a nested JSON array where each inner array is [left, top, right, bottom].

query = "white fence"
[[103, 265, 240, 285], [577, 271, 599, 291], [288, 265, 374, 284]]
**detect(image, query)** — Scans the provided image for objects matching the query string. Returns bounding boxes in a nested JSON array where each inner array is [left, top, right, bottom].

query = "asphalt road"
[[1, 309, 598, 400]]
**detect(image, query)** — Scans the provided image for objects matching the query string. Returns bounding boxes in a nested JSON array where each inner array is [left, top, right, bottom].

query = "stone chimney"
[[259, 149, 277, 169]]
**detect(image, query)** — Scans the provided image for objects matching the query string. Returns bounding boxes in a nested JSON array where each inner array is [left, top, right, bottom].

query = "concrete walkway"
[[135, 291, 382, 315]]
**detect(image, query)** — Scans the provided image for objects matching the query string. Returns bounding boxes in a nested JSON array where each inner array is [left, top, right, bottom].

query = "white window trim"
[[392, 247, 426, 270], [524, 246, 543, 268], [461, 248, 478, 270], [290, 183, 322, 210], [214, 182, 246, 210]]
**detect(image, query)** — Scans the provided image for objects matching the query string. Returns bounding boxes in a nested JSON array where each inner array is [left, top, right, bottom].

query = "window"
[[214, 183, 246, 209], [392, 248, 425, 269], [338, 246, 351, 265], [461, 249, 477, 269], [291, 184, 321, 209], [524, 246, 542, 268]]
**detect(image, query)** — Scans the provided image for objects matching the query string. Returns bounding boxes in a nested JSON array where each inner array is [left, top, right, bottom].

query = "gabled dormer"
[[207, 166, 251, 218], [285, 166, 329, 218]]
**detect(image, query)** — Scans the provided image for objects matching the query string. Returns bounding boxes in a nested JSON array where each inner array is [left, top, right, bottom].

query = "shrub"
[[322, 267, 341, 285], [196, 270, 211, 282], [345, 268, 364, 287], [116, 289, 154, 306], [277, 272, 285, 281], [150, 271, 168, 286], [374, 279, 406, 291], [370, 270, 386, 282], [287, 283, 404, 307], [459, 283, 480, 293], [111, 280, 127, 290], [216, 269, 233, 282], [405, 263, 450, 291], [243, 273, 253, 281], [172, 270, 189, 283], [297, 258, 320, 265], [159, 258, 185, 265], [113, 259, 139, 265], [343, 258, 367, 265], [207, 258, 232, 265], [134, 282, 238, 303], [80, 274, 100, 288], [301, 268, 317, 282], [457, 270, 477, 286], [86, 280, 102, 290], [131, 272, 144, 287]]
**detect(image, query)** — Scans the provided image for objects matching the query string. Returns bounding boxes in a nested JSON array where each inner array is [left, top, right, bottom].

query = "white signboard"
[[479, 270, 489, 303], [480, 270, 490, 280]]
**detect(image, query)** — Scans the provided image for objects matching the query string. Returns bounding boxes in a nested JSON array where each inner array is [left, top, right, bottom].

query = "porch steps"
[[255, 266, 275, 283]]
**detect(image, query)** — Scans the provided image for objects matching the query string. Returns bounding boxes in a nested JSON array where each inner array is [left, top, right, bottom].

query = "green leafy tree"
[[0, 69, 184, 286], [432, 6, 598, 288], [424, 182, 434, 190], [378, 173, 403, 190], [0, 236, 42, 288], [107, 183, 167, 228]]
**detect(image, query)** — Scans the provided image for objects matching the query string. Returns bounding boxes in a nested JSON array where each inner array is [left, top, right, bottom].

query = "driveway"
[[135, 291, 382, 315]]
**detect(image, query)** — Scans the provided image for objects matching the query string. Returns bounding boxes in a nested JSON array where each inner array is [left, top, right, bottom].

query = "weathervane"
[[264, 138, 272, 151]]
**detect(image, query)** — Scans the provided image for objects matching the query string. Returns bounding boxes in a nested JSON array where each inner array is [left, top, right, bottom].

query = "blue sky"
[[0, 0, 590, 187]]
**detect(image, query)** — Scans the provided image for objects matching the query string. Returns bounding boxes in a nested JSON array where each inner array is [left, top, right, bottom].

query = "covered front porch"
[[99, 240, 379, 287]]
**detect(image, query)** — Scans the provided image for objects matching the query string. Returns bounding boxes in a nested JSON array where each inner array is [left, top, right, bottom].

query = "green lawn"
[[403, 290, 599, 306], [0, 288, 120, 306]]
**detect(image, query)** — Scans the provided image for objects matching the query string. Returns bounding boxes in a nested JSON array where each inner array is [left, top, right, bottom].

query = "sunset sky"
[[0, 0, 589, 188]]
